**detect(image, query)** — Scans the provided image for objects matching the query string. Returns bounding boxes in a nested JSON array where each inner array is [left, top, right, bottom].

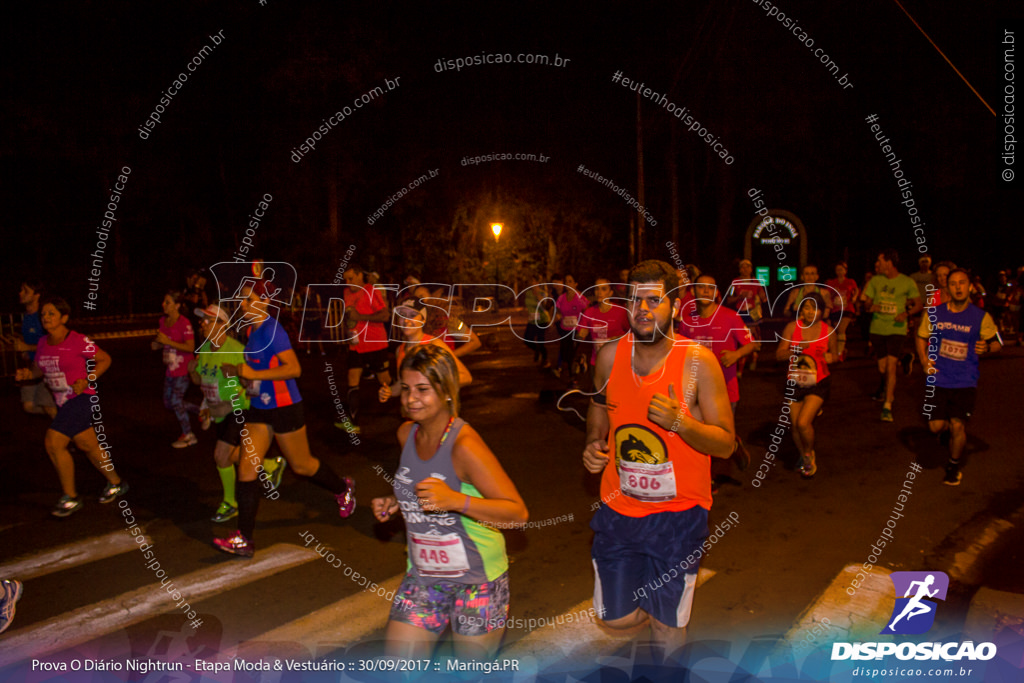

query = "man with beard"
[[582, 260, 735, 663], [916, 269, 1001, 486], [677, 274, 756, 487]]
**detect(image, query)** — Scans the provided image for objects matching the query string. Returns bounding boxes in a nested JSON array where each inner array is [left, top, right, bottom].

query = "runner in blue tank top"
[[372, 344, 528, 660], [916, 269, 1001, 486]]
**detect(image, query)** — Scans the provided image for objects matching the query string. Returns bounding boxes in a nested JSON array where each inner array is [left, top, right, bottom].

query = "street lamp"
[[491, 224, 503, 307]]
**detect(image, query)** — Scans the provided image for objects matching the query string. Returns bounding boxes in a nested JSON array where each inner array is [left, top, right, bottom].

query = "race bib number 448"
[[409, 532, 470, 578]]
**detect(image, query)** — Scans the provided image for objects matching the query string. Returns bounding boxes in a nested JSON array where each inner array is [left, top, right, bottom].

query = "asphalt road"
[[1, 322, 1022, 677]]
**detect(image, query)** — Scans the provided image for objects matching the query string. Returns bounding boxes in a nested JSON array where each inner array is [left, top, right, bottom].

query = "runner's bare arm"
[[238, 348, 302, 381], [775, 322, 796, 361], [673, 344, 735, 458], [14, 359, 42, 381], [430, 427, 528, 525], [450, 347, 473, 386], [583, 340, 616, 473], [452, 328, 481, 358]]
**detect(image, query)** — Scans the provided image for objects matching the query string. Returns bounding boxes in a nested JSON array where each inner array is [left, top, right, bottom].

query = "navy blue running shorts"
[[49, 393, 95, 438], [590, 504, 708, 628], [247, 402, 304, 434]]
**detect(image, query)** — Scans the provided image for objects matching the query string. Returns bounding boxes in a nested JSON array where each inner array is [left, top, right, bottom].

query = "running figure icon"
[[887, 574, 938, 632]]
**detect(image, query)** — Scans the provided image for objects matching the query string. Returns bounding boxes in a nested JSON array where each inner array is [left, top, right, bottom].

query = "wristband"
[[461, 495, 471, 514]]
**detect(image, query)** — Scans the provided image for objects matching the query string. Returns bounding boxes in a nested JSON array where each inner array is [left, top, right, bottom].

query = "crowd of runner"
[[2, 253, 1016, 658]]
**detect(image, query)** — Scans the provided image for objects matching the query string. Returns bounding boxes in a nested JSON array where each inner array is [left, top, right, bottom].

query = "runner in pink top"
[[825, 261, 860, 362], [577, 278, 630, 377], [15, 296, 128, 517], [553, 275, 589, 385], [153, 291, 197, 448], [677, 274, 758, 487]]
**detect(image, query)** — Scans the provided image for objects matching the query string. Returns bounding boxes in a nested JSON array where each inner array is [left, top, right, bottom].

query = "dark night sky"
[[2, 1, 1020, 313]]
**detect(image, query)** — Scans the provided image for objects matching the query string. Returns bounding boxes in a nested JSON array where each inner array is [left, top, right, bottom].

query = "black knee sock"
[[346, 387, 361, 421], [236, 480, 261, 540], [306, 461, 348, 495]]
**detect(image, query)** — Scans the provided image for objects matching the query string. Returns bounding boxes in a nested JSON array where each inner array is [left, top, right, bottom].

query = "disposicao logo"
[[881, 571, 948, 635], [831, 570, 997, 662]]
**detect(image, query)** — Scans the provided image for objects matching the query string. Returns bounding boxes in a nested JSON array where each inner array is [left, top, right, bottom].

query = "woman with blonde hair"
[[372, 344, 527, 659]]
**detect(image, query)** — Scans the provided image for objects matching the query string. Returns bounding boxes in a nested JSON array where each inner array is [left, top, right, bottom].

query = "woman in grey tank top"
[[372, 345, 528, 660]]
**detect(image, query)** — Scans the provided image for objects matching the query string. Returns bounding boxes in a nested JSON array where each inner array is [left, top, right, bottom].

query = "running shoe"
[[52, 495, 83, 518], [799, 452, 817, 479], [871, 388, 886, 402], [199, 408, 212, 431], [335, 477, 356, 518], [943, 461, 962, 486], [334, 418, 361, 435], [213, 530, 254, 557], [172, 432, 198, 448], [267, 456, 286, 492], [211, 502, 238, 523], [732, 437, 751, 471], [0, 579, 24, 634], [99, 481, 129, 503], [900, 353, 915, 376], [880, 407, 894, 422]]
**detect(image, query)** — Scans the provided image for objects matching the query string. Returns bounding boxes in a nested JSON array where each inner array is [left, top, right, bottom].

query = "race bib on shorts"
[[562, 316, 578, 329], [409, 531, 470, 578], [939, 338, 968, 361], [619, 461, 676, 502]]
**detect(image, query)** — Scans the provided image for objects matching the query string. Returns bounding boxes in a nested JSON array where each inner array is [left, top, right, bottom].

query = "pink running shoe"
[[213, 530, 254, 557], [335, 477, 356, 518]]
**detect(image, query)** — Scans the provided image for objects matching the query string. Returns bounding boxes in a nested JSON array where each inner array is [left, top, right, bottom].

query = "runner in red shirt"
[[825, 261, 859, 362], [577, 278, 630, 388], [774, 292, 836, 478], [337, 266, 392, 434], [677, 274, 758, 487]]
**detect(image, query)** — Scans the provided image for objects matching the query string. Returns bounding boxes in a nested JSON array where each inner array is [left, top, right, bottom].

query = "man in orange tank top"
[[582, 260, 736, 662]]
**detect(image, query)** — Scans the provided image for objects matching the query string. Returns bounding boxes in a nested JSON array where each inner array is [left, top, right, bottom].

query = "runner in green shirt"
[[861, 249, 923, 422], [189, 304, 284, 523]]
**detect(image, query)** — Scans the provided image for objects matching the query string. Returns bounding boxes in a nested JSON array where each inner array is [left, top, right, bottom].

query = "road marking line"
[[0, 530, 153, 580], [503, 567, 716, 662], [233, 572, 406, 659], [0, 543, 319, 668]]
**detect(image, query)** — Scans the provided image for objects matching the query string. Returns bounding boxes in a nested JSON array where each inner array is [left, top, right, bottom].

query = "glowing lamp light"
[[491, 223, 503, 239]]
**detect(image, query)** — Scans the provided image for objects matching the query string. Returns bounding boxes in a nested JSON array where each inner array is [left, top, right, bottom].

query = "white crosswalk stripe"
[[0, 543, 319, 668], [504, 567, 716, 663], [233, 573, 405, 660], [0, 529, 153, 580]]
